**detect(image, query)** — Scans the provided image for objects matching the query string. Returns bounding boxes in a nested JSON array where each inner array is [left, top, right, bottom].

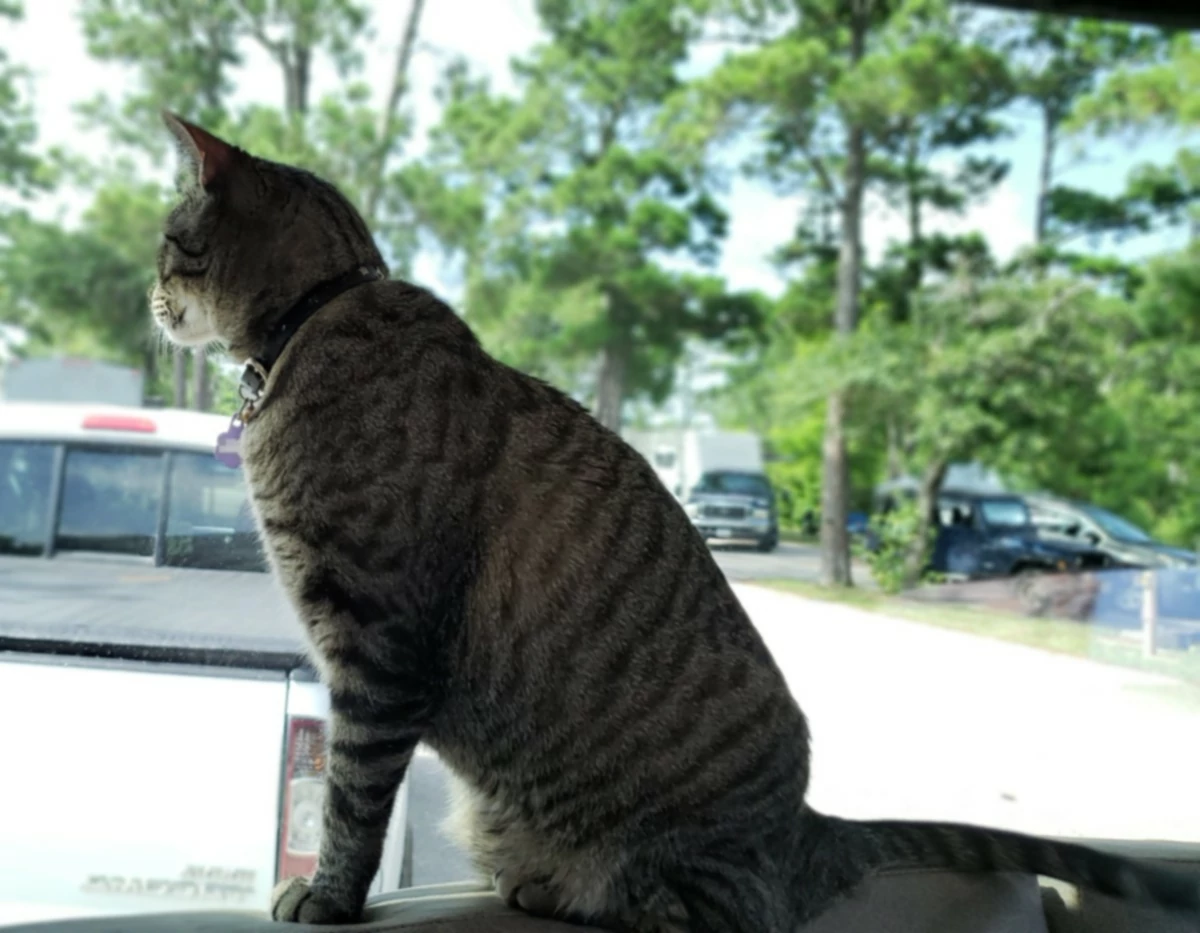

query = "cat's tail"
[[797, 807, 1200, 920]]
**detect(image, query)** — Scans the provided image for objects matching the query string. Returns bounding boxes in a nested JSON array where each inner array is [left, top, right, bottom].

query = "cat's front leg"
[[271, 708, 420, 924]]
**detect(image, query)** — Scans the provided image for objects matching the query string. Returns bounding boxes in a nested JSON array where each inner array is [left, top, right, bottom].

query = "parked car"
[[871, 488, 1114, 580], [928, 490, 1115, 580], [1024, 495, 1198, 570], [0, 402, 412, 924], [682, 469, 779, 552]]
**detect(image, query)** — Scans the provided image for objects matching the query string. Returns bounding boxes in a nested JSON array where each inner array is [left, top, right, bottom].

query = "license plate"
[[715, 528, 733, 539]]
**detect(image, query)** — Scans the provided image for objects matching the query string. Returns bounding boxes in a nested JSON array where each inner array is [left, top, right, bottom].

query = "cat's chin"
[[158, 324, 219, 348]]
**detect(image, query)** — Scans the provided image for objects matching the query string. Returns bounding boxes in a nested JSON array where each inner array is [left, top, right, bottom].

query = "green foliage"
[[415, 0, 761, 426], [0, 181, 164, 366], [3, 0, 1200, 568], [0, 0, 428, 411], [0, 1, 46, 196], [840, 271, 1108, 478], [861, 498, 930, 594]]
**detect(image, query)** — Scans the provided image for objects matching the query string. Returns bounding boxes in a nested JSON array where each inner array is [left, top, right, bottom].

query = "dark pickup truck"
[[928, 490, 1116, 580]]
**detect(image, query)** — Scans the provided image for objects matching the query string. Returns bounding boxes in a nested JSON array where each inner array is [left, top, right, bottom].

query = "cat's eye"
[[164, 233, 207, 260]]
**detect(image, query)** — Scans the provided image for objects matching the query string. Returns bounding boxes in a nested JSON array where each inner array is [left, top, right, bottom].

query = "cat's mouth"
[[151, 281, 218, 347]]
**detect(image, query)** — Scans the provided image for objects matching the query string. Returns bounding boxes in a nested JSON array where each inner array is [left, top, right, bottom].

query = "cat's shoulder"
[[367, 279, 478, 345]]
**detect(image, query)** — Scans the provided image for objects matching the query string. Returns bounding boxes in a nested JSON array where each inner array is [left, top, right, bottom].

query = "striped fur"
[[153, 117, 1200, 932]]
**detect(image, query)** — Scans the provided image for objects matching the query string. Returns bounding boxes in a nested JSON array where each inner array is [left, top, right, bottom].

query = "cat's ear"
[[161, 111, 243, 192]]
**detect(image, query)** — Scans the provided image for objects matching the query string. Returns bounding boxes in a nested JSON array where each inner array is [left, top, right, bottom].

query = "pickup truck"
[[0, 401, 412, 924], [928, 489, 1115, 579], [682, 469, 780, 552]]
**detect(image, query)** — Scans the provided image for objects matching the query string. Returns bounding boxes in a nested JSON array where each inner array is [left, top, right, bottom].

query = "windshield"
[[1082, 504, 1155, 544], [695, 472, 772, 498], [2, 0, 1198, 925], [978, 500, 1031, 529]]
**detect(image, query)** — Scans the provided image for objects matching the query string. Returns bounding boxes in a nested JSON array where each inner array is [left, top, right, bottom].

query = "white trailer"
[[623, 429, 764, 500]]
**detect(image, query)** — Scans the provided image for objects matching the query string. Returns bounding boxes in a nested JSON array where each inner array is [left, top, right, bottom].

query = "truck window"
[[978, 499, 1030, 529], [695, 471, 772, 498], [56, 447, 164, 557], [0, 441, 55, 556], [164, 452, 266, 573]]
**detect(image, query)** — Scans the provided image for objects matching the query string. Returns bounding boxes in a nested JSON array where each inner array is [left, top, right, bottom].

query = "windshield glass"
[[978, 500, 1031, 528], [695, 472, 772, 498], [2, 0, 1198, 925], [1082, 504, 1155, 544]]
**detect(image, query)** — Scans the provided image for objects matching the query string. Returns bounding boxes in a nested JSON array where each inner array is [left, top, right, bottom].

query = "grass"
[[756, 578, 1200, 690]]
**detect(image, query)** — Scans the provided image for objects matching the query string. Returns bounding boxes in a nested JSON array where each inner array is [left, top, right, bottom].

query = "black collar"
[[238, 264, 385, 414]]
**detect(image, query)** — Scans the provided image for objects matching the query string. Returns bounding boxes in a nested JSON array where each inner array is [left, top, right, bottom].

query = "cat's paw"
[[270, 876, 360, 924], [493, 869, 562, 919]]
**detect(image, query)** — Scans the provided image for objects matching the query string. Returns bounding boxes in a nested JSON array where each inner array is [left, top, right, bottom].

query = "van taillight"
[[277, 716, 326, 883]]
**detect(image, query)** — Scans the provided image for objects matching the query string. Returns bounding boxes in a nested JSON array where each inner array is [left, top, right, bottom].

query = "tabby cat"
[[152, 113, 1199, 932]]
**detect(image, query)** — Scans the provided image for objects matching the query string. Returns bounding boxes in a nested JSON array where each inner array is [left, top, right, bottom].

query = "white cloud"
[[717, 179, 803, 297], [862, 176, 1033, 267]]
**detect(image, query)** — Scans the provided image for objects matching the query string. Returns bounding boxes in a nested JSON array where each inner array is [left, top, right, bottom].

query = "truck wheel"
[[756, 534, 778, 553], [399, 824, 414, 889], [1014, 566, 1050, 616]]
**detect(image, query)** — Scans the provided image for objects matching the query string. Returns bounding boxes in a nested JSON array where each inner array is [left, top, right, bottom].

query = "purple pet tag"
[[215, 417, 244, 468]]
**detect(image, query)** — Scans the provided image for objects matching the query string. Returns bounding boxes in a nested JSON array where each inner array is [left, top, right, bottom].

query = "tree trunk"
[[593, 341, 628, 432], [903, 457, 949, 588], [820, 391, 852, 585], [363, 0, 425, 225], [192, 352, 211, 412], [886, 416, 904, 480], [819, 3, 867, 588], [902, 124, 923, 310], [172, 350, 188, 409], [1035, 108, 1056, 246], [283, 46, 310, 115], [142, 343, 158, 406]]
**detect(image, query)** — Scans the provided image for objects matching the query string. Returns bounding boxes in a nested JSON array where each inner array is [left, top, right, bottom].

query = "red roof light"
[[82, 414, 157, 433]]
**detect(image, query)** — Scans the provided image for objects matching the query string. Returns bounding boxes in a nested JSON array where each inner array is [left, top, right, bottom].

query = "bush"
[[859, 499, 933, 594]]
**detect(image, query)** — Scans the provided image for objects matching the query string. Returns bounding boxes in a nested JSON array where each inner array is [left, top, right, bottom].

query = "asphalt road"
[[406, 577, 1200, 887], [707, 539, 875, 585], [708, 540, 823, 582]]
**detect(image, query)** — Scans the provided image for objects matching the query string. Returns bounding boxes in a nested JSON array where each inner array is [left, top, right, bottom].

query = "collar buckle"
[[238, 358, 269, 422]]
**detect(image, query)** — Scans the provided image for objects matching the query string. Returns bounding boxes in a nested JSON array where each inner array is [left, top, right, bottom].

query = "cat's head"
[[152, 113, 386, 361]]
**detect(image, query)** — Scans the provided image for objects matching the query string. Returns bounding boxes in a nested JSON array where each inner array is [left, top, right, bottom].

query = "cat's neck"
[[231, 260, 387, 363]]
